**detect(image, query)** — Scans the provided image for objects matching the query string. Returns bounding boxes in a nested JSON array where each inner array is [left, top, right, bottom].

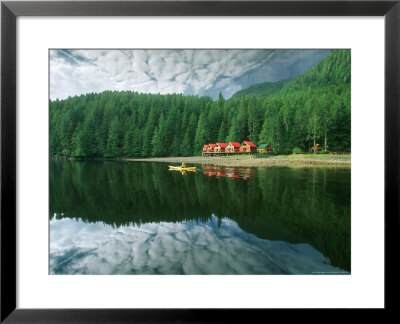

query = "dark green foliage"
[[49, 50, 351, 157], [106, 116, 123, 157], [193, 112, 209, 154], [293, 147, 302, 154], [227, 104, 248, 142], [151, 114, 167, 157], [180, 113, 198, 156]]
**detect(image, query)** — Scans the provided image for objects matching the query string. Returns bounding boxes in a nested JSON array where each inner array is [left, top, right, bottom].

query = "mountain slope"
[[281, 49, 350, 92], [230, 79, 290, 99], [230, 49, 350, 99]]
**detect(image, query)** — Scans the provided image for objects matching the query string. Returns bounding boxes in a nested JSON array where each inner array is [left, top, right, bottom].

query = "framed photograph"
[[1, 0, 398, 321]]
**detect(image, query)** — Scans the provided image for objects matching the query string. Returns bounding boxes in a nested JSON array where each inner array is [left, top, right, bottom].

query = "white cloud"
[[50, 49, 330, 100]]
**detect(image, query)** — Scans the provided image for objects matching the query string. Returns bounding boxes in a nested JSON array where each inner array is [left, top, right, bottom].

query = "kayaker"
[[181, 162, 186, 168]]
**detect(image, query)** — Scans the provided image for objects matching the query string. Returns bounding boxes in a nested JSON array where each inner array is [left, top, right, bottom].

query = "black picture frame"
[[1, 0, 399, 322]]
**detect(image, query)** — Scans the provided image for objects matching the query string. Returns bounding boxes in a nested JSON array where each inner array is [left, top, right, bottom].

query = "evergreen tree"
[[106, 116, 123, 157], [227, 105, 247, 142], [194, 113, 209, 154], [180, 113, 198, 156], [142, 108, 157, 157], [151, 114, 168, 157]]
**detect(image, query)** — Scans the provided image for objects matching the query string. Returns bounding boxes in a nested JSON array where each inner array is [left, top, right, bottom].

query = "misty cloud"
[[50, 49, 330, 100]]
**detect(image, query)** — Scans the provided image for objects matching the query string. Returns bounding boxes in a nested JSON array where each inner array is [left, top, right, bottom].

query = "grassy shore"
[[124, 154, 351, 168]]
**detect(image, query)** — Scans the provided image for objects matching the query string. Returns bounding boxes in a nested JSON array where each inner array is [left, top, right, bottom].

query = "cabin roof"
[[216, 142, 228, 148], [242, 141, 257, 147], [208, 144, 216, 148], [258, 144, 270, 149], [203, 144, 209, 148], [228, 142, 241, 147]]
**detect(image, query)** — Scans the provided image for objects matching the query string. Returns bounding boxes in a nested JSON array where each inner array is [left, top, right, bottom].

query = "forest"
[[49, 49, 351, 158]]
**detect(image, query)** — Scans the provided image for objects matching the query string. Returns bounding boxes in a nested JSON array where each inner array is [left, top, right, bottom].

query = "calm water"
[[49, 160, 350, 275]]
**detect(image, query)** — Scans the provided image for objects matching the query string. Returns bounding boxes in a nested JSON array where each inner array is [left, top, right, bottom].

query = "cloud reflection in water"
[[50, 215, 347, 275]]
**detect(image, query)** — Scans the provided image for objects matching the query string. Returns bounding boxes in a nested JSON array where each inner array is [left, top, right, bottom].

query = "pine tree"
[[227, 105, 247, 142], [106, 116, 123, 157], [180, 113, 198, 156], [142, 108, 157, 157], [194, 113, 209, 154], [151, 114, 168, 157]]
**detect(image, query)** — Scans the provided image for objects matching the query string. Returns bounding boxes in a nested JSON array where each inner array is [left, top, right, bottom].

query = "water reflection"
[[50, 215, 346, 275], [50, 160, 351, 274], [202, 165, 253, 180]]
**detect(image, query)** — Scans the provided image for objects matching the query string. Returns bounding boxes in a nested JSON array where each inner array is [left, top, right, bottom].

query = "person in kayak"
[[181, 162, 186, 168]]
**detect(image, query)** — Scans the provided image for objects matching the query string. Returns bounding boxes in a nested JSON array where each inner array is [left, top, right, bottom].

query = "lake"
[[49, 160, 350, 275]]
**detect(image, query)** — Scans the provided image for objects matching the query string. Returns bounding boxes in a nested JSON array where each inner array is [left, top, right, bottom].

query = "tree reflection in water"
[[50, 160, 350, 274]]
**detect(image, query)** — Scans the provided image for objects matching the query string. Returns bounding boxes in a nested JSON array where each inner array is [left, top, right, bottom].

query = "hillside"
[[230, 79, 290, 99], [281, 49, 350, 92], [231, 49, 350, 99]]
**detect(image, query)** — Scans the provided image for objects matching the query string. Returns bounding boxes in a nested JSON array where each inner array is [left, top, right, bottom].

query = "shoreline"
[[124, 156, 351, 168], [53, 155, 351, 168]]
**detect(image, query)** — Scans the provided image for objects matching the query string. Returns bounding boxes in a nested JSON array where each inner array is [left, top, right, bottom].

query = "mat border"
[[1, 1, 399, 322]]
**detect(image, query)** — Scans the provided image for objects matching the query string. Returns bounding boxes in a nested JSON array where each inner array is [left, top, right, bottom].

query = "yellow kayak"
[[169, 166, 196, 172]]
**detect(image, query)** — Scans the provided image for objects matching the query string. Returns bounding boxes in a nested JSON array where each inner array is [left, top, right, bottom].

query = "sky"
[[50, 49, 330, 100]]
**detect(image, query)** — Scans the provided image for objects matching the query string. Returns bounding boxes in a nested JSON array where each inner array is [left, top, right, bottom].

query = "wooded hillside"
[[230, 79, 290, 99]]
